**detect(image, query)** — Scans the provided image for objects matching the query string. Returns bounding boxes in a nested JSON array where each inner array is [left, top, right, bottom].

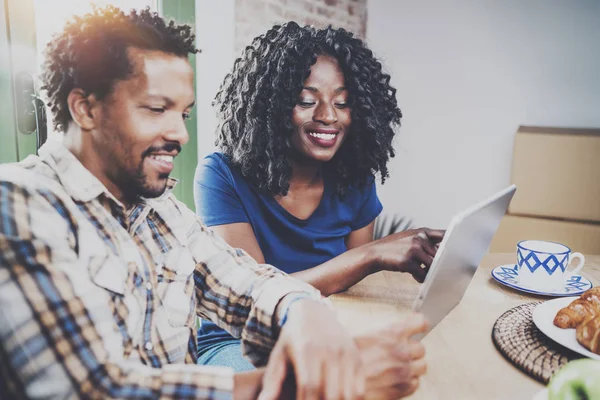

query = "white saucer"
[[532, 297, 600, 361], [491, 264, 593, 297]]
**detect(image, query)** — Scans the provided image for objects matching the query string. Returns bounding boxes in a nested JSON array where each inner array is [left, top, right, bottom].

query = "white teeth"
[[309, 132, 336, 140], [149, 155, 174, 163]]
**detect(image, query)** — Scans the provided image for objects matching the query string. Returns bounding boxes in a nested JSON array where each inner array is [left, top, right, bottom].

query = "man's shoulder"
[[150, 191, 198, 223], [149, 192, 208, 243], [0, 157, 77, 239], [0, 156, 65, 197]]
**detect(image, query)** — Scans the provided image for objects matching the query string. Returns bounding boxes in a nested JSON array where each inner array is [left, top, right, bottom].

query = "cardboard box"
[[490, 214, 600, 255], [509, 126, 600, 223]]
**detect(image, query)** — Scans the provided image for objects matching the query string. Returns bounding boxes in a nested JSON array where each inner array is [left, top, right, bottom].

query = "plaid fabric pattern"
[[0, 140, 321, 399]]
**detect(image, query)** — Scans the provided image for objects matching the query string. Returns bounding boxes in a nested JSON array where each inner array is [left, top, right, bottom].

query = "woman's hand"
[[367, 228, 445, 282], [259, 299, 365, 400]]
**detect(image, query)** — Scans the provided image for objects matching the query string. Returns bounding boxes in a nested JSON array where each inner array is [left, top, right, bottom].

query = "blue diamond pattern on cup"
[[522, 252, 541, 272], [518, 250, 567, 275]]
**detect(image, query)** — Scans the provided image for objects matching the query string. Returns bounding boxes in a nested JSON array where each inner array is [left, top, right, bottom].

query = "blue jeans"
[[196, 339, 255, 373]]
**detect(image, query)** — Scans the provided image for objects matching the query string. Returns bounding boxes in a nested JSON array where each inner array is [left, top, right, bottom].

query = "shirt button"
[[145, 282, 152, 291], [144, 342, 153, 351]]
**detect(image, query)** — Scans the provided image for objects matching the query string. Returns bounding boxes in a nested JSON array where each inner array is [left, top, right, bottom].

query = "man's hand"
[[259, 299, 365, 400], [355, 314, 429, 399]]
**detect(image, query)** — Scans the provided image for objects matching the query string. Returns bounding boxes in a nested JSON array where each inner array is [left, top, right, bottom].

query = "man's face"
[[92, 48, 195, 202]]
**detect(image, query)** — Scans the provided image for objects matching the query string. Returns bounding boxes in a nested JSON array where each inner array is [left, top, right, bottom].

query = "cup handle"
[[567, 252, 585, 276]]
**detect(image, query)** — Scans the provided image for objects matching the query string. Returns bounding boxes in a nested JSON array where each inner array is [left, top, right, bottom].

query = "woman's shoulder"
[[200, 151, 240, 175], [201, 151, 231, 169], [196, 152, 236, 185], [343, 175, 382, 228], [197, 152, 255, 190], [333, 175, 377, 199]]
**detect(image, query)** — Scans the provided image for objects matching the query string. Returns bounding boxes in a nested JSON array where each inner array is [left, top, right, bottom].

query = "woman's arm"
[[292, 222, 377, 296], [210, 223, 267, 264], [211, 222, 444, 297], [211, 221, 378, 296]]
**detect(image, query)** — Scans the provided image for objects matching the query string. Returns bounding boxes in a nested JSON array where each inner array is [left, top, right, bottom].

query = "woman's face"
[[290, 55, 351, 164]]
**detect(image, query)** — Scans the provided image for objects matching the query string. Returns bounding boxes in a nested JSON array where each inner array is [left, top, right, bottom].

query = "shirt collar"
[[38, 138, 179, 205]]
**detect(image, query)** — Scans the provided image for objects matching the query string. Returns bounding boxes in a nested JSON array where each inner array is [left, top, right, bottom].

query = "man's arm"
[[180, 199, 324, 364], [178, 199, 371, 399], [0, 182, 235, 399]]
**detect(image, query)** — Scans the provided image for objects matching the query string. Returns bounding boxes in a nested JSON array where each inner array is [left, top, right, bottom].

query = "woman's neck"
[[288, 157, 323, 189]]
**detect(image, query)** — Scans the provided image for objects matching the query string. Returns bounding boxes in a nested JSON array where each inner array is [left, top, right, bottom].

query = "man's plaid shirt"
[[0, 139, 321, 399]]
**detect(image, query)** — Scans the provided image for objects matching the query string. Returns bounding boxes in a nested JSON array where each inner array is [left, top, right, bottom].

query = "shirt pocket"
[[78, 224, 128, 296], [77, 228, 144, 341], [156, 245, 196, 328]]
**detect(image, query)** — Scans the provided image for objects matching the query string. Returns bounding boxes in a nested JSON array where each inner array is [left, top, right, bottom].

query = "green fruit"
[[548, 359, 600, 400]]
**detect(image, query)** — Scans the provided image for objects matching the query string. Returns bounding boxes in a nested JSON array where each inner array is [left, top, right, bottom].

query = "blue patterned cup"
[[516, 240, 585, 291]]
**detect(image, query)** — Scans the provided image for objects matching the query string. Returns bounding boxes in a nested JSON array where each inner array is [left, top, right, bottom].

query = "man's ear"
[[67, 89, 100, 130]]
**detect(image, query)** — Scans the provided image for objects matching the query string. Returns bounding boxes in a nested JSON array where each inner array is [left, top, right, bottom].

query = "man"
[[0, 6, 427, 399]]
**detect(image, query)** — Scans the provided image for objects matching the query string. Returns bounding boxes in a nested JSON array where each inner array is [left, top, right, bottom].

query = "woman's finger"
[[405, 259, 427, 282], [423, 228, 445, 243], [405, 248, 434, 282], [415, 235, 437, 258]]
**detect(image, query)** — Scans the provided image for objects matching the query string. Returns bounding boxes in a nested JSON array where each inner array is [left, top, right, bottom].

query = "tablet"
[[411, 185, 516, 338]]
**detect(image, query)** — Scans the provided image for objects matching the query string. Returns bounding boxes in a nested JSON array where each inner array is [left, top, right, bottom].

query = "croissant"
[[581, 287, 600, 305], [576, 315, 600, 354], [553, 288, 600, 329]]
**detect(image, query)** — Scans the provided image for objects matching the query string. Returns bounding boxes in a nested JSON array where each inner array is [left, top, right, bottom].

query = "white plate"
[[532, 297, 600, 361], [491, 264, 593, 297], [532, 388, 548, 400]]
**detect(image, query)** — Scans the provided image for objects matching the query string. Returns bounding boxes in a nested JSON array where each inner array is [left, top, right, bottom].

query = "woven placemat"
[[492, 302, 583, 384]]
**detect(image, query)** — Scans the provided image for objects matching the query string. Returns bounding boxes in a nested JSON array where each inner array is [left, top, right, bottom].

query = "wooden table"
[[331, 253, 600, 400]]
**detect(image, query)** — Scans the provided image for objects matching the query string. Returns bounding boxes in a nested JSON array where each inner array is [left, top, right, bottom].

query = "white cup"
[[516, 240, 585, 292]]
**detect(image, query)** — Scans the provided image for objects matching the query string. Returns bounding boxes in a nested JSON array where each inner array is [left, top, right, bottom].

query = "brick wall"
[[234, 0, 367, 53]]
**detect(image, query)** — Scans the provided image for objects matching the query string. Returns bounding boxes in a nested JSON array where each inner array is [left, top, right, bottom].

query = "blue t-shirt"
[[194, 152, 382, 349]]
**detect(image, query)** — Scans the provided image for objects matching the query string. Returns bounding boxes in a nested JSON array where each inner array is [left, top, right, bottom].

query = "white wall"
[[367, 0, 600, 228], [195, 0, 236, 160]]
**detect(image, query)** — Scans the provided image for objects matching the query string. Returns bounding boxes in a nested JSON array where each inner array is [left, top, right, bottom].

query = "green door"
[[0, 0, 39, 164], [161, 0, 198, 210], [0, 1, 17, 164], [0, 1, 20, 164]]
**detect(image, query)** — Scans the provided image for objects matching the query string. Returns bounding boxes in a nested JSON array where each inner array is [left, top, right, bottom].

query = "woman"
[[194, 22, 443, 371]]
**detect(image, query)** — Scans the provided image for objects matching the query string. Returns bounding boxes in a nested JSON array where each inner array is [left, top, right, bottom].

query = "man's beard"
[[120, 159, 169, 202], [105, 137, 180, 203]]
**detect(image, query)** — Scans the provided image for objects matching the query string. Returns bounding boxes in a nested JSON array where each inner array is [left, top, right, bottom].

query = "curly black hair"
[[41, 5, 198, 132], [214, 22, 401, 197]]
